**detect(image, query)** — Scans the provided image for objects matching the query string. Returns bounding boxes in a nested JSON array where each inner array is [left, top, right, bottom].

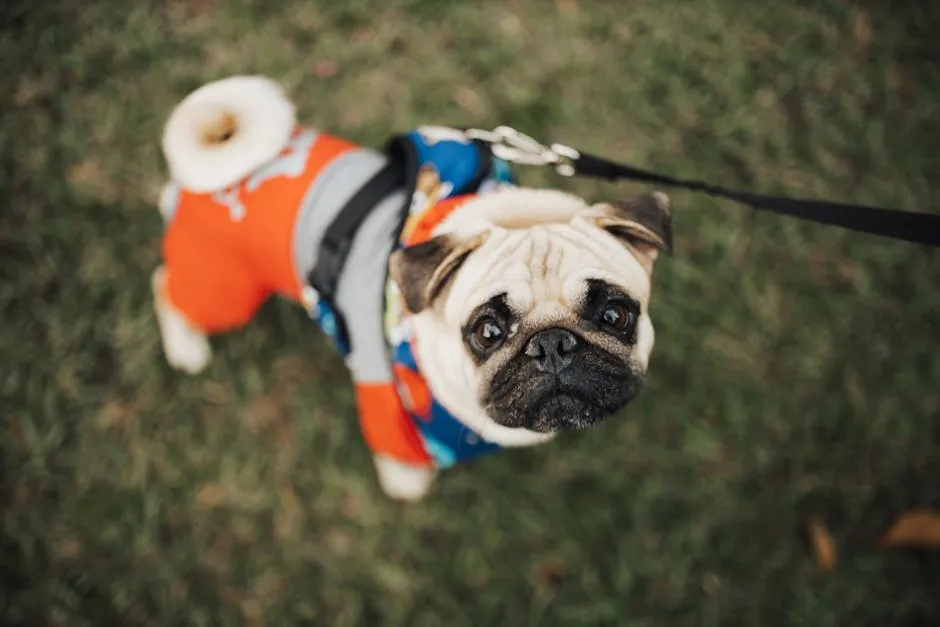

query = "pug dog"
[[153, 76, 671, 501]]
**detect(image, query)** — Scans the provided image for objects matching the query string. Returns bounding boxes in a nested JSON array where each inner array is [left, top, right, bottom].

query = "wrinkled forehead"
[[443, 223, 651, 322]]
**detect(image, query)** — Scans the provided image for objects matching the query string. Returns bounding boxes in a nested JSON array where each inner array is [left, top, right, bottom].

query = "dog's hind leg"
[[151, 265, 212, 374]]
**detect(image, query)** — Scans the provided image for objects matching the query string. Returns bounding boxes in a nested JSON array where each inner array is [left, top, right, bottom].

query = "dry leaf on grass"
[[851, 11, 872, 55], [324, 528, 355, 556], [454, 86, 483, 115], [499, 12, 525, 37], [878, 509, 940, 549], [68, 159, 120, 202], [273, 482, 305, 540], [315, 60, 338, 79], [700, 572, 721, 597], [54, 536, 82, 560], [808, 517, 837, 572], [202, 381, 234, 404], [14, 74, 54, 106], [533, 560, 569, 589], [95, 399, 136, 430], [196, 483, 231, 508], [167, 0, 214, 20]]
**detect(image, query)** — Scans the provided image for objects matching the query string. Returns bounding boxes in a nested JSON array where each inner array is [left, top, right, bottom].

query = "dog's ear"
[[389, 233, 489, 313], [588, 191, 673, 273]]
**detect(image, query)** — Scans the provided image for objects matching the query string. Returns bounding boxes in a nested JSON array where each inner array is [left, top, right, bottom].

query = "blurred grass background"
[[2, 0, 939, 625]]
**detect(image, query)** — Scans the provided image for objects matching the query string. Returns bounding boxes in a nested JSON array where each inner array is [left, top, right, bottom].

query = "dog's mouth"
[[525, 387, 606, 432], [483, 369, 643, 433]]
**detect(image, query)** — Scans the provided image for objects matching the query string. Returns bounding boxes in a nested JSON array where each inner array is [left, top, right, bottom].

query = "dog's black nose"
[[525, 328, 579, 374]]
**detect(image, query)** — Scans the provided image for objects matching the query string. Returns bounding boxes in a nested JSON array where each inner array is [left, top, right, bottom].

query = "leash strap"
[[466, 126, 940, 248]]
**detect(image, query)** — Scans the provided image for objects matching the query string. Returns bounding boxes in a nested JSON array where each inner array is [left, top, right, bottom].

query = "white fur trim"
[[158, 182, 181, 222], [161, 76, 296, 193], [152, 266, 212, 374], [373, 454, 436, 502]]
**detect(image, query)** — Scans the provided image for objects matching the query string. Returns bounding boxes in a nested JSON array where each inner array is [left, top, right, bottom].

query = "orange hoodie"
[[161, 128, 358, 333]]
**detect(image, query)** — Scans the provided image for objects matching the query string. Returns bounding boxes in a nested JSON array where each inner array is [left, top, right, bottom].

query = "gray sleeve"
[[288, 144, 409, 386], [334, 187, 409, 385]]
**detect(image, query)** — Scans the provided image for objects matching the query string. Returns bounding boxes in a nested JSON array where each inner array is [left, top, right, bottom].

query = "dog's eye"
[[599, 303, 635, 333], [470, 316, 505, 352]]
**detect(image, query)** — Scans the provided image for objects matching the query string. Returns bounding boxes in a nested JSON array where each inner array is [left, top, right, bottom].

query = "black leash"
[[574, 151, 940, 247], [466, 126, 940, 248]]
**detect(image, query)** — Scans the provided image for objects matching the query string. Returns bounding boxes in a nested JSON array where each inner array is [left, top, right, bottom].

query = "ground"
[[2, 0, 940, 625]]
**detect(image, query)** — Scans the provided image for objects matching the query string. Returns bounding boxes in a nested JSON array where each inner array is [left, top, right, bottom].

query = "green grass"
[[3, 0, 940, 625]]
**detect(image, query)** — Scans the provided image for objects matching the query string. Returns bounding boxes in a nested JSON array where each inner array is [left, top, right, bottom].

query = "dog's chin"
[[483, 370, 643, 434], [525, 392, 609, 433]]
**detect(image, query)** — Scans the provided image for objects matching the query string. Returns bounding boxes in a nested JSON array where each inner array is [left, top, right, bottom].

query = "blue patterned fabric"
[[385, 127, 517, 467]]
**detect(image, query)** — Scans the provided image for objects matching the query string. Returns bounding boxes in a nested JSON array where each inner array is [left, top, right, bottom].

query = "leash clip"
[[466, 126, 579, 177]]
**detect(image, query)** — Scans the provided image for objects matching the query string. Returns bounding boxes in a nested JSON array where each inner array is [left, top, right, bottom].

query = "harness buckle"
[[465, 126, 579, 177]]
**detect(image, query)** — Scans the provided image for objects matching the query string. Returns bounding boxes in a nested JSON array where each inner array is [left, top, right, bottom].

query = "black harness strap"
[[571, 151, 940, 248], [307, 136, 422, 303], [306, 135, 428, 354], [305, 160, 406, 352], [307, 162, 405, 303]]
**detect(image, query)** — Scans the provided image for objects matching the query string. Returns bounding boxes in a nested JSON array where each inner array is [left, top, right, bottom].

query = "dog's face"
[[388, 188, 671, 439]]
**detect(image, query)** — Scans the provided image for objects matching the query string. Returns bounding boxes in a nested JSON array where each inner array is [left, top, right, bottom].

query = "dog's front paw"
[[373, 454, 436, 502], [164, 328, 212, 374]]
